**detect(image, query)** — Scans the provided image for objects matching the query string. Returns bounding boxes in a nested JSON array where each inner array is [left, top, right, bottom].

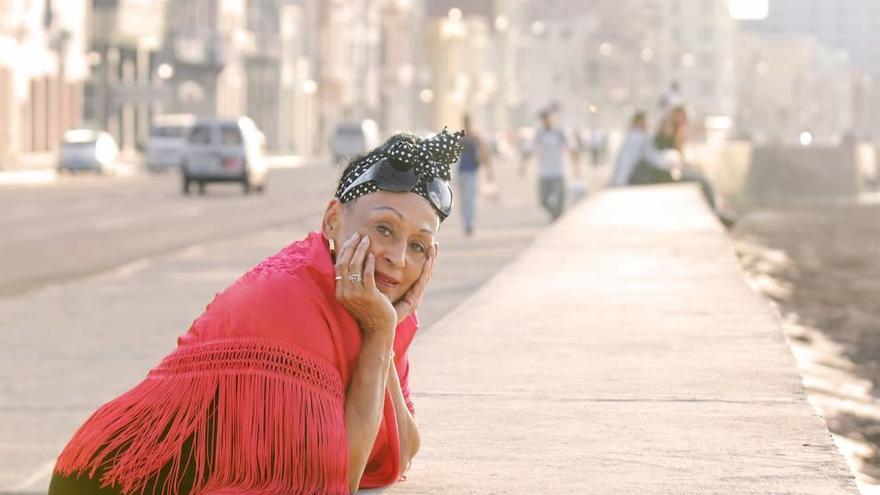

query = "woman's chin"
[[378, 285, 398, 301]]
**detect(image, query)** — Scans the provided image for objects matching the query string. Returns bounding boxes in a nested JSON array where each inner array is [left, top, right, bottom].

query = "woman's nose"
[[382, 241, 407, 268]]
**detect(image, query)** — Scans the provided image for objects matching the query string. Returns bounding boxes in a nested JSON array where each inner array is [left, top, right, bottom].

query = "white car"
[[330, 119, 380, 166], [181, 117, 268, 195], [146, 114, 196, 172], [58, 130, 119, 174]]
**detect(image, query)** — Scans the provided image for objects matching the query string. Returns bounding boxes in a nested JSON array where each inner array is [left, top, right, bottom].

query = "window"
[[189, 125, 212, 144], [221, 125, 243, 145]]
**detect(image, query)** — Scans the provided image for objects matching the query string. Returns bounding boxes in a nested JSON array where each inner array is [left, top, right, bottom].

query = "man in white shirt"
[[520, 109, 580, 221]]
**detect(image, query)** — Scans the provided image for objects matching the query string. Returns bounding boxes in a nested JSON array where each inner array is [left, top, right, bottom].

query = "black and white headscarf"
[[335, 127, 465, 204]]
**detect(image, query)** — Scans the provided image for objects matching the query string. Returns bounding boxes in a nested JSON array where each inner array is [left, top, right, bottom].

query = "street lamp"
[[530, 21, 546, 36], [303, 79, 318, 95], [157, 63, 174, 80], [681, 53, 695, 67], [419, 88, 434, 104], [495, 15, 509, 32], [799, 131, 813, 146], [640, 48, 653, 62], [599, 42, 613, 57], [755, 61, 769, 75], [86, 51, 102, 67]]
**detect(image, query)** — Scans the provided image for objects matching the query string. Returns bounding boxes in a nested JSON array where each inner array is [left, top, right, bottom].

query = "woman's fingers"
[[363, 253, 377, 291], [335, 233, 359, 299], [400, 246, 436, 312], [349, 235, 370, 282], [335, 233, 359, 274]]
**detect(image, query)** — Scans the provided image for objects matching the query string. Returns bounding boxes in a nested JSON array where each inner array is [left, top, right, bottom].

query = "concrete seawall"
[[369, 185, 858, 494], [689, 140, 878, 201]]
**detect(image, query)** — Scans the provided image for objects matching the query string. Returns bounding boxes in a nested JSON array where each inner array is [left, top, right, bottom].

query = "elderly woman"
[[48, 128, 463, 494]]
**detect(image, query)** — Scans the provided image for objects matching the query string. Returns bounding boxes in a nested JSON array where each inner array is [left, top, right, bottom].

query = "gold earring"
[[327, 236, 336, 256]]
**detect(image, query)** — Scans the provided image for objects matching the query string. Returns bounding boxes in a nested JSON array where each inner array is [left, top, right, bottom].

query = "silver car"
[[181, 117, 269, 195], [146, 114, 196, 173], [58, 130, 119, 174]]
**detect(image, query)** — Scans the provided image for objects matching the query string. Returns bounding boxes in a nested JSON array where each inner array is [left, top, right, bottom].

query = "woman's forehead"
[[350, 192, 439, 234]]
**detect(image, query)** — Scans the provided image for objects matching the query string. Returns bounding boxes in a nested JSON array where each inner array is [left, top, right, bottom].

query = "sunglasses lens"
[[373, 158, 418, 192], [427, 178, 453, 217]]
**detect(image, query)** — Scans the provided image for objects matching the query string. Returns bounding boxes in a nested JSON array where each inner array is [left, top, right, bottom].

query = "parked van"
[[146, 114, 196, 172], [181, 116, 268, 195], [330, 119, 380, 165]]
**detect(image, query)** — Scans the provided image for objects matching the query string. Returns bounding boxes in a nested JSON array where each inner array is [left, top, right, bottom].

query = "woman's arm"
[[334, 233, 399, 493], [345, 332, 395, 493], [387, 360, 420, 474]]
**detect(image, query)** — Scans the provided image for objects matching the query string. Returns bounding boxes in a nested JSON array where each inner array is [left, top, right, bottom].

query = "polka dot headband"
[[335, 127, 465, 206]]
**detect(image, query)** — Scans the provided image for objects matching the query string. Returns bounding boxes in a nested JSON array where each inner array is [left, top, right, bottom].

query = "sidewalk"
[[373, 184, 858, 494]]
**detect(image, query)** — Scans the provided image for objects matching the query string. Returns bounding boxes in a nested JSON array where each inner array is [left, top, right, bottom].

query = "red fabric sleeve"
[[394, 312, 419, 415]]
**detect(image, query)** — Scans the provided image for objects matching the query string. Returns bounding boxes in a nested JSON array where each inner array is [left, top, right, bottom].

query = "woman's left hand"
[[394, 243, 438, 325]]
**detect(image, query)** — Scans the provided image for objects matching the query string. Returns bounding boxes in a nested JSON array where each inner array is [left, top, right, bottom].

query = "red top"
[[55, 231, 419, 494]]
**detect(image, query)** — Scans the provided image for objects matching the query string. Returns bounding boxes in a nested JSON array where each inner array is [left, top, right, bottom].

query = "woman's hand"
[[335, 233, 397, 335], [394, 243, 438, 325]]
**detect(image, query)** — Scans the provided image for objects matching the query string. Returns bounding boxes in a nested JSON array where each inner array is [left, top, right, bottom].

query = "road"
[[0, 159, 609, 493], [0, 164, 336, 298]]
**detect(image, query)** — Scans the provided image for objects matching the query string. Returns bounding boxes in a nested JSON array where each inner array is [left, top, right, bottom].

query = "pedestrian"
[[610, 111, 673, 187], [589, 127, 608, 167], [520, 107, 581, 221], [658, 80, 683, 113], [456, 114, 494, 236], [48, 128, 464, 495]]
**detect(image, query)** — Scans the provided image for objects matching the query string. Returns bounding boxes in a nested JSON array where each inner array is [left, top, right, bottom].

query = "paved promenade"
[[373, 185, 858, 494]]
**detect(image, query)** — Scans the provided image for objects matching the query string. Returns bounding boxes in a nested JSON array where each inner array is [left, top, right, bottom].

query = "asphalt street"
[[0, 164, 336, 298], [1, 159, 608, 493]]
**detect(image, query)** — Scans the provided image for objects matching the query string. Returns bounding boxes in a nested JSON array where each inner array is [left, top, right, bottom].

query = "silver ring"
[[334, 275, 343, 281], [348, 273, 363, 283]]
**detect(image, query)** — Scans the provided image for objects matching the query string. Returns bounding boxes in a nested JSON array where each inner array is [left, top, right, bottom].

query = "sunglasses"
[[340, 157, 453, 220]]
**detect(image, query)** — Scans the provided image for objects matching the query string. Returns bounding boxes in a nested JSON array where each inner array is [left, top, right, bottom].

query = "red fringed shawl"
[[54, 231, 419, 494]]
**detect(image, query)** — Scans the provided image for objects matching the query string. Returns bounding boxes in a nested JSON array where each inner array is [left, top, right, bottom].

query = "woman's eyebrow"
[[372, 206, 404, 220], [372, 206, 436, 236]]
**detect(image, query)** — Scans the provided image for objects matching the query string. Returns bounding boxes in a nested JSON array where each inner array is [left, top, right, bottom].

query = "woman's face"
[[325, 191, 440, 303]]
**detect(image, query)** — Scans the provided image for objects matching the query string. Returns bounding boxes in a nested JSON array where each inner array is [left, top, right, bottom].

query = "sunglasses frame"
[[340, 157, 453, 219]]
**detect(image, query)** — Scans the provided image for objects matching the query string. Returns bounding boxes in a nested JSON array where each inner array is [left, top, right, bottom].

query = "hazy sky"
[[729, 0, 769, 20]]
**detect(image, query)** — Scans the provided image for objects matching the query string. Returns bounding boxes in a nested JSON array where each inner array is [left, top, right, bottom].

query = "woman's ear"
[[322, 199, 343, 242]]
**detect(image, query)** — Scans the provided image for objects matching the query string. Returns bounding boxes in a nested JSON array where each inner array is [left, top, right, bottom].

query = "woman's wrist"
[[360, 330, 395, 361], [361, 318, 396, 340]]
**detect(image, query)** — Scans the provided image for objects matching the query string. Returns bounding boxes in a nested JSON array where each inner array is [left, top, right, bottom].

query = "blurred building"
[[748, 0, 880, 77], [378, 0, 422, 134], [652, 0, 737, 133], [744, 0, 880, 141], [0, 0, 88, 169], [278, 0, 320, 155], [420, 0, 520, 134], [734, 31, 852, 146], [86, 0, 168, 153], [159, 1, 246, 124], [315, 0, 382, 144]]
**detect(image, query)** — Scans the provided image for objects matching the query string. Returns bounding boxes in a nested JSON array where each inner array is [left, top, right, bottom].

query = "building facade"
[[86, 0, 168, 153], [0, 0, 88, 169]]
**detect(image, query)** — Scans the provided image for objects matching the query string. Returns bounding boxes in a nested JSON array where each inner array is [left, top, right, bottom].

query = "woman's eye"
[[376, 225, 392, 237], [409, 242, 426, 253]]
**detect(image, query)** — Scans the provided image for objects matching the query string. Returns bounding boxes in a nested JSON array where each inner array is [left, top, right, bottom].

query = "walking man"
[[456, 114, 493, 236], [520, 107, 580, 221]]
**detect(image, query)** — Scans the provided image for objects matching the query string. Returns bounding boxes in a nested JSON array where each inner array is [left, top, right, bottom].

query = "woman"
[[48, 128, 464, 494]]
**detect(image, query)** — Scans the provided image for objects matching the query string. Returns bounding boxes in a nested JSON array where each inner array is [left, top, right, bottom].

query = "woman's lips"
[[374, 271, 400, 289]]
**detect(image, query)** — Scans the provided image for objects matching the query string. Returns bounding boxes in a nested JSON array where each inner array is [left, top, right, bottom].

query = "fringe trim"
[[54, 338, 348, 495]]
